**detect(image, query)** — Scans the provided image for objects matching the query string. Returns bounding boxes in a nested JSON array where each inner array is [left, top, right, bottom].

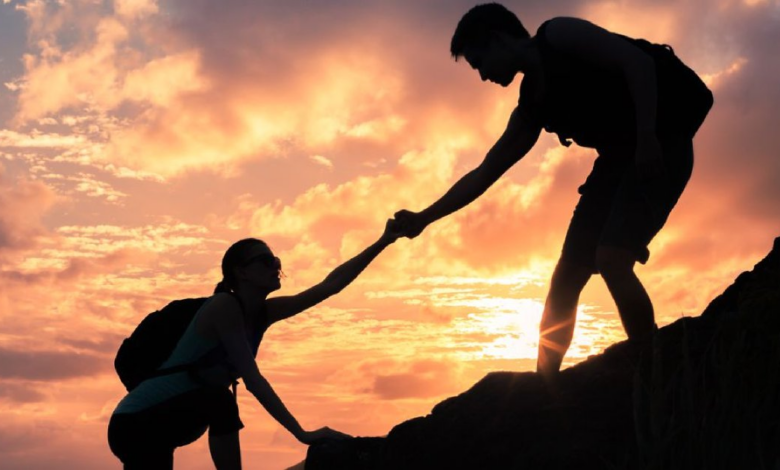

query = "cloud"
[[309, 155, 334, 170], [0, 2, 778, 469], [0, 347, 108, 381], [58, 334, 127, 355], [0, 426, 46, 455], [114, 0, 158, 20], [0, 165, 57, 253], [0, 382, 47, 403], [16, 16, 130, 122], [0, 129, 86, 148], [120, 51, 207, 107], [7, 0, 507, 178], [32, 171, 128, 203], [371, 359, 460, 400]]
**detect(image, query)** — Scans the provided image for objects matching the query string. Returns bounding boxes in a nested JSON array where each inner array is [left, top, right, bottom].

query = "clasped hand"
[[391, 209, 426, 239]]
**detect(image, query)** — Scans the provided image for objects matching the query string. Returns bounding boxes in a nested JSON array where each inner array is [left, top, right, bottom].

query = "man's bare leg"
[[209, 431, 242, 470], [537, 260, 593, 377], [595, 246, 656, 342]]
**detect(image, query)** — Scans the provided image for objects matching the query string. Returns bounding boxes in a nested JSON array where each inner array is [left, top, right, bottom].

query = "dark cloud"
[[0, 381, 47, 403], [0, 2, 26, 126], [0, 427, 42, 454], [165, 0, 777, 258], [371, 359, 456, 399], [59, 334, 126, 355], [0, 248, 147, 288], [157, 1, 588, 153], [0, 347, 109, 381]]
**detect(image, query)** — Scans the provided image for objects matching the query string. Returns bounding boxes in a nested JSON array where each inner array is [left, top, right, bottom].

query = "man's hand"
[[393, 209, 427, 239]]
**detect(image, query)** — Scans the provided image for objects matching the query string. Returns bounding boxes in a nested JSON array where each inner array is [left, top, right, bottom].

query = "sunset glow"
[[1, 1, 779, 469]]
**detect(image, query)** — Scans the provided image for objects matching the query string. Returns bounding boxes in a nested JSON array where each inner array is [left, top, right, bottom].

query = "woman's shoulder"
[[196, 293, 243, 331], [206, 292, 242, 311]]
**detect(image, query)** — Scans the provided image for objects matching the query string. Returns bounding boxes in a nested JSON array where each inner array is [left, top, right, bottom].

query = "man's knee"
[[549, 259, 592, 297], [595, 246, 636, 279]]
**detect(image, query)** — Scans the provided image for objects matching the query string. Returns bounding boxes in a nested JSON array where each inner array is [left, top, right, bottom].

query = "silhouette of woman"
[[108, 220, 401, 469]]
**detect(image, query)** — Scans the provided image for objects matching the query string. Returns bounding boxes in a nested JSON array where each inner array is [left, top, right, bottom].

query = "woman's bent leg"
[[209, 430, 242, 470], [108, 413, 174, 470]]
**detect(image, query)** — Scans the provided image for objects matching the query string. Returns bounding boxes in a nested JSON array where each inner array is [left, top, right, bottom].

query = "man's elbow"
[[481, 148, 520, 181], [470, 165, 504, 196]]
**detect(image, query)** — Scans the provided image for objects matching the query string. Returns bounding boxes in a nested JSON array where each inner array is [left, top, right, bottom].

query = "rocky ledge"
[[307, 237, 780, 470]]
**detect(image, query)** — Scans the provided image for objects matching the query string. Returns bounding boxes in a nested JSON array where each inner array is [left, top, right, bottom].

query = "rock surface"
[[307, 237, 780, 470]]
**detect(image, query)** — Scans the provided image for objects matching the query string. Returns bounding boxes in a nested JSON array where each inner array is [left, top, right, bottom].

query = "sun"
[[450, 297, 544, 361], [447, 296, 614, 363]]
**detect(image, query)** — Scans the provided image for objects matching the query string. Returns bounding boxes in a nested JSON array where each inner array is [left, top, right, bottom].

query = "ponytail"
[[214, 279, 231, 294]]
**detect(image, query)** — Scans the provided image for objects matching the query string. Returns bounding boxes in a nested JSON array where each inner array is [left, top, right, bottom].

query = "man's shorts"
[[108, 386, 243, 468], [560, 137, 694, 273]]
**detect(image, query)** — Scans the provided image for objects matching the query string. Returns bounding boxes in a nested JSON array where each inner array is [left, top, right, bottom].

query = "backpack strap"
[[226, 292, 243, 400]]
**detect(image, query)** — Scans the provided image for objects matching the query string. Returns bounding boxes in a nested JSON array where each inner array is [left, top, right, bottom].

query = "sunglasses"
[[245, 253, 282, 270]]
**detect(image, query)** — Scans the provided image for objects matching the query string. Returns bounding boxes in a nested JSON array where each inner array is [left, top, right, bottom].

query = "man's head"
[[450, 3, 530, 60], [450, 3, 530, 87]]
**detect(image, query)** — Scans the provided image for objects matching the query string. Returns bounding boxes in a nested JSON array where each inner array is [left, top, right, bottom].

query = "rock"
[[307, 237, 780, 470]]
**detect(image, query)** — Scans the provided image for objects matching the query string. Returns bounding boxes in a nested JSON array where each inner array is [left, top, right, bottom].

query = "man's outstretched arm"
[[395, 106, 542, 238]]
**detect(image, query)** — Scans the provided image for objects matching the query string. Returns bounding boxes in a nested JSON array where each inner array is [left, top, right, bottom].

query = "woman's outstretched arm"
[[265, 219, 401, 324], [208, 295, 349, 444]]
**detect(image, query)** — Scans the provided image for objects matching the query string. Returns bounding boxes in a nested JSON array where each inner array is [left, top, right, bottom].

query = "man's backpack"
[[622, 36, 715, 138], [115, 297, 218, 391]]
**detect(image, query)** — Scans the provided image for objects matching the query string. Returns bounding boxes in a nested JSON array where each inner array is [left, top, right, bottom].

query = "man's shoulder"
[[534, 16, 570, 37], [517, 75, 542, 119]]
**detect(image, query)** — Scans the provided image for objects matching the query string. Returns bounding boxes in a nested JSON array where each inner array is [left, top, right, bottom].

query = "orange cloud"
[[371, 359, 460, 400], [0, 165, 57, 254], [0, 347, 108, 381], [1, 2, 779, 469], [114, 0, 158, 20], [0, 382, 47, 403]]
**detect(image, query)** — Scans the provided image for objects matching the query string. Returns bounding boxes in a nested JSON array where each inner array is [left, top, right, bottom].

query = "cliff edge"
[[307, 237, 780, 470]]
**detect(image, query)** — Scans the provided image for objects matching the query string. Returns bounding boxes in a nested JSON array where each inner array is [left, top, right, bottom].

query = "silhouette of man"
[[394, 3, 712, 376]]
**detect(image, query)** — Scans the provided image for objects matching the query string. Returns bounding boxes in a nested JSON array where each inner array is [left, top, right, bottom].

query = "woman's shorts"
[[108, 386, 243, 468], [560, 137, 694, 272]]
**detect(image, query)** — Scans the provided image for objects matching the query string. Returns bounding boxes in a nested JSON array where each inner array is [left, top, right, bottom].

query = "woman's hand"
[[392, 209, 427, 239], [380, 217, 404, 244], [298, 426, 353, 445]]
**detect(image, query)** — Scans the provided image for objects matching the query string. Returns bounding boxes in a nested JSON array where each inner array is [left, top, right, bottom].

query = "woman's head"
[[214, 238, 282, 294]]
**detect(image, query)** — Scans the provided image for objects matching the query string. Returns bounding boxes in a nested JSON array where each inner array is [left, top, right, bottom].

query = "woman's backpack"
[[114, 297, 217, 391]]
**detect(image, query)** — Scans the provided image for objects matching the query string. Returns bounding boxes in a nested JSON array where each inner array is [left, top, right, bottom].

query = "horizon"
[[1, 0, 780, 469]]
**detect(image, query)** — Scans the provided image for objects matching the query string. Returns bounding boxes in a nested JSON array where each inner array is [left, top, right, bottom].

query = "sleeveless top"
[[519, 19, 713, 151], [113, 295, 269, 414]]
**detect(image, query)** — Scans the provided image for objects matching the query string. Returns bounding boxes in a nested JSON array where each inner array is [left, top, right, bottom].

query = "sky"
[[1, 0, 779, 468]]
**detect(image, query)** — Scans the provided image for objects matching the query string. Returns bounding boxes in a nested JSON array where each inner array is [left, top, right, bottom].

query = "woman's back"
[[113, 296, 223, 415]]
